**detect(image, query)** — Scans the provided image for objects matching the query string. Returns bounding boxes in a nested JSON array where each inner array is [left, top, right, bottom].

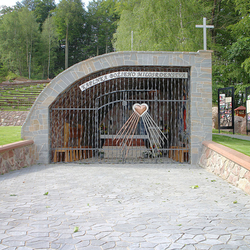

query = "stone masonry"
[[0, 141, 37, 175], [0, 111, 29, 126], [199, 141, 250, 195], [22, 51, 213, 164]]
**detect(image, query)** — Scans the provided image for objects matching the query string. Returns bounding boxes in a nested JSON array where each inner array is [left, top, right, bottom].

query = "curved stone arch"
[[22, 51, 212, 164]]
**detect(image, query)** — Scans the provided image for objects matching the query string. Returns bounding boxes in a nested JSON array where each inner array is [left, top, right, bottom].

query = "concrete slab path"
[[0, 163, 250, 250]]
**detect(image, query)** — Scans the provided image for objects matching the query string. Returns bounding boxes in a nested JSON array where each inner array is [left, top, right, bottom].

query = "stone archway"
[[22, 51, 213, 164]]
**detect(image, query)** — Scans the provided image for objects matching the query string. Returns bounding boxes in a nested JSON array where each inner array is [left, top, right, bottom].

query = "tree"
[[33, 0, 56, 31], [0, 7, 40, 78], [53, 0, 86, 69], [210, 0, 250, 105], [85, 0, 119, 57], [41, 14, 58, 78], [0, 9, 24, 75], [113, 0, 209, 52]]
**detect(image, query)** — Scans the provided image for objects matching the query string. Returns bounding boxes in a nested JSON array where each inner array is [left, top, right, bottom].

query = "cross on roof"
[[195, 17, 214, 51]]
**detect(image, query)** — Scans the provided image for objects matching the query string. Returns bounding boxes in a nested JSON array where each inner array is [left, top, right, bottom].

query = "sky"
[[0, 0, 91, 9]]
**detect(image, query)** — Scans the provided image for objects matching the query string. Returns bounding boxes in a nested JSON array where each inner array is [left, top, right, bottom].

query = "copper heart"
[[133, 103, 148, 117]]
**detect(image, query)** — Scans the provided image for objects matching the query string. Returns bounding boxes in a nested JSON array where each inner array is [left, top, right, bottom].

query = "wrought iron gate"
[[49, 66, 190, 164]]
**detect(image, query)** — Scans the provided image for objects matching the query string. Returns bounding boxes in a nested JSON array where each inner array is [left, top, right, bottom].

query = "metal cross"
[[195, 17, 214, 50]]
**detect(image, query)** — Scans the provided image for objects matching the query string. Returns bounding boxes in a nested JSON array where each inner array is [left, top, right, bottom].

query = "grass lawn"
[[0, 126, 22, 146], [212, 134, 250, 157]]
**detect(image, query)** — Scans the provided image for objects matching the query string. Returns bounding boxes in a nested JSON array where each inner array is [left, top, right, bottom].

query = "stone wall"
[[0, 140, 37, 174], [199, 141, 250, 195], [0, 111, 29, 126], [22, 50, 213, 164]]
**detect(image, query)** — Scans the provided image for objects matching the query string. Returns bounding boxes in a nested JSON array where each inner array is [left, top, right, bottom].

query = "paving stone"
[[25, 241, 50, 249], [1, 240, 25, 247], [175, 238, 196, 245], [90, 240, 105, 246], [193, 244, 211, 250], [140, 242, 157, 248], [182, 245, 196, 250], [52, 238, 81, 245], [59, 244, 76, 250], [28, 232, 49, 237], [167, 242, 185, 249], [101, 242, 116, 250], [50, 243, 61, 249], [0, 163, 250, 249], [244, 235, 250, 243], [75, 241, 90, 248], [201, 239, 225, 245], [193, 234, 206, 243], [154, 243, 171, 250], [77, 247, 101, 250], [16, 248, 33, 250], [227, 240, 250, 246], [209, 244, 237, 249], [94, 232, 111, 240], [204, 233, 220, 239], [0, 235, 9, 241], [238, 246, 250, 250], [218, 234, 231, 243]]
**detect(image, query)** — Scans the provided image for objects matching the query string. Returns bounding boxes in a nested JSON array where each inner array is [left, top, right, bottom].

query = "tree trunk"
[[65, 23, 69, 69]]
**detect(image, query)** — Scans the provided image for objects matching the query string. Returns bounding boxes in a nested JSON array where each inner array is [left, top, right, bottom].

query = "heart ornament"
[[133, 103, 148, 117]]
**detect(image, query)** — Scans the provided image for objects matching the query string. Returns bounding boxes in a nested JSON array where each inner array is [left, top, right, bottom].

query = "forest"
[[0, 0, 250, 104]]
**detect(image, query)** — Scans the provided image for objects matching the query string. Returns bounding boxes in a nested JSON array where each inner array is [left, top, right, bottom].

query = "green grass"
[[0, 126, 22, 145], [212, 134, 250, 157]]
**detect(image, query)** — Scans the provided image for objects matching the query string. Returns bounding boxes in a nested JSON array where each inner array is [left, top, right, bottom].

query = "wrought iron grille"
[[49, 66, 190, 164]]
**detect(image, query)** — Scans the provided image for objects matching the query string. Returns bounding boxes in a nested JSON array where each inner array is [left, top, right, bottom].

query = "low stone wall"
[[199, 141, 250, 194], [0, 111, 29, 126], [0, 140, 37, 174]]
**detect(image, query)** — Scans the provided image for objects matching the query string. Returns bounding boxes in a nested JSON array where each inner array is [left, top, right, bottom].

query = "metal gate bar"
[[49, 66, 190, 164]]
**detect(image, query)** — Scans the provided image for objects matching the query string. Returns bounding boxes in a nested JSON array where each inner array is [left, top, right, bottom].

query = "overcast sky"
[[0, 0, 91, 9]]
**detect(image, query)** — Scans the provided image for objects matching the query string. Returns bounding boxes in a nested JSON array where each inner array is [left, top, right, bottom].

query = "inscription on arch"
[[79, 71, 188, 91]]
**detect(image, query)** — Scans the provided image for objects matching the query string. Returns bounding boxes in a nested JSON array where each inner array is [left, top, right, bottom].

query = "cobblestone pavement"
[[0, 163, 250, 250]]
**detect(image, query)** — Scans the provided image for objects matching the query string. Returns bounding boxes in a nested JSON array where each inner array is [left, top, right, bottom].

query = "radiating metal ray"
[[114, 103, 168, 159], [114, 112, 137, 141], [142, 115, 160, 155], [144, 113, 165, 145], [121, 114, 140, 151], [118, 112, 139, 147], [141, 115, 156, 158], [144, 112, 168, 142], [125, 115, 140, 156]]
